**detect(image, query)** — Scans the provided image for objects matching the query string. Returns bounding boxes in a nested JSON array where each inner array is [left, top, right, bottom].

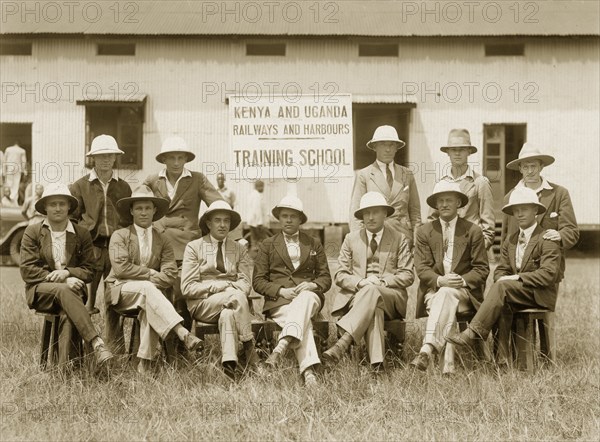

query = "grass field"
[[1, 258, 599, 441]]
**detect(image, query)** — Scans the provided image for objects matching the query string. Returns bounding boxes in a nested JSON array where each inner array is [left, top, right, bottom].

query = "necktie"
[[140, 230, 150, 266], [216, 241, 226, 273], [517, 231, 527, 269], [284, 233, 299, 243], [386, 164, 393, 190], [370, 233, 378, 255], [443, 222, 450, 255]]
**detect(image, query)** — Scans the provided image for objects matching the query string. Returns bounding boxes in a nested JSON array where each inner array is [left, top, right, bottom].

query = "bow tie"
[[284, 233, 299, 242]]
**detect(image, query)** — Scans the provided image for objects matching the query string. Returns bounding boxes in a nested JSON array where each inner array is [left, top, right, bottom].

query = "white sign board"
[[229, 94, 353, 181]]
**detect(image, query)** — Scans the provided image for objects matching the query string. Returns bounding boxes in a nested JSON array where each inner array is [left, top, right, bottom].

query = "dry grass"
[[1, 258, 599, 441]]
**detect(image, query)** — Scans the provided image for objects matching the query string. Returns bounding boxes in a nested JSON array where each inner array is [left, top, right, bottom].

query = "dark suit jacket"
[[501, 182, 578, 281], [143, 171, 223, 259], [333, 228, 414, 318], [414, 217, 489, 318], [349, 162, 421, 244], [252, 232, 332, 313], [495, 225, 561, 311], [20, 222, 95, 308]]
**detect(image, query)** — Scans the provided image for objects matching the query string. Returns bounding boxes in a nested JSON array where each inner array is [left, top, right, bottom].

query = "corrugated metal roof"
[[1, 1, 598, 36]]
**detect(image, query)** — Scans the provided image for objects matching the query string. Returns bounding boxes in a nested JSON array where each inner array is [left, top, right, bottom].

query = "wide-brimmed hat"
[[502, 187, 546, 216], [35, 183, 78, 215], [366, 125, 406, 150], [116, 185, 170, 224], [354, 192, 394, 219], [86, 134, 124, 157], [426, 181, 469, 209], [440, 128, 477, 154], [272, 195, 308, 224], [506, 143, 555, 171], [199, 200, 241, 233], [156, 136, 196, 164]]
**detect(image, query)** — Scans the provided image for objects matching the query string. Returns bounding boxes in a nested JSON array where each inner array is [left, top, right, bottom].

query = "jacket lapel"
[[148, 228, 162, 269], [155, 178, 170, 201], [451, 218, 468, 272], [389, 163, 405, 201], [431, 220, 444, 274], [537, 188, 556, 224], [520, 226, 542, 270], [274, 233, 295, 271], [65, 229, 77, 266], [368, 162, 390, 197], [171, 175, 192, 206], [508, 233, 518, 273], [297, 233, 311, 270], [129, 225, 141, 264]]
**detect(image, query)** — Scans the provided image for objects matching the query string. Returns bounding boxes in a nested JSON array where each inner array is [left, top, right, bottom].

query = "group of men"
[[19, 124, 578, 385]]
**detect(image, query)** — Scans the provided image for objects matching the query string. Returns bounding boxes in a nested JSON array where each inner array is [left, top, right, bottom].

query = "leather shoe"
[[183, 333, 203, 352], [265, 350, 283, 368], [223, 361, 237, 381], [445, 331, 477, 348], [409, 352, 430, 371], [95, 344, 114, 366], [322, 341, 349, 365]]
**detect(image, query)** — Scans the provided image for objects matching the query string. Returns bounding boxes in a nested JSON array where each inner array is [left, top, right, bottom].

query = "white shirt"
[[516, 222, 537, 270], [159, 168, 192, 200], [516, 176, 553, 194], [441, 166, 475, 182], [283, 231, 301, 269], [43, 219, 76, 270], [441, 216, 458, 275], [208, 234, 226, 268], [366, 227, 384, 248], [133, 224, 153, 265], [376, 159, 395, 181]]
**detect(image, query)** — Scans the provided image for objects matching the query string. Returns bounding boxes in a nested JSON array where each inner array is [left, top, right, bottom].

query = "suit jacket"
[[181, 235, 251, 314], [143, 171, 223, 259], [20, 222, 95, 308], [414, 217, 489, 318], [349, 162, 421, 244], [501, 182, 578, 281], [104, 225, 178, 306], [332, 228, 414, 318], [495, 225, 561, 311], [252, 232, 332, 313], [428, 171, 496, 249]]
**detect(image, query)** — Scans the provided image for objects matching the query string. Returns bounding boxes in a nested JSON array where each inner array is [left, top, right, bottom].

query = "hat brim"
[[506, 155, 555, 171], [116, 196, 170, 225], [272, 207, 308, 224], [502, 202, 546, 216], [426, 191, 469, 209], [199, 208, 242, 233], [354, 205, 395, 220], [86, 149, 124, 157], [367, 139, 406, 150], [440, 145, 477, 154], [156, 151, 196, 164], [35, 195, 78, 215]]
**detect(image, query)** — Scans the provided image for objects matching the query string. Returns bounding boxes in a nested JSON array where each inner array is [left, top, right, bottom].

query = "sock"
[[303, 367, 316, 380], [273, 337, 291, 354], [91, 337, 104, 350], [419, 343, 435, 355]]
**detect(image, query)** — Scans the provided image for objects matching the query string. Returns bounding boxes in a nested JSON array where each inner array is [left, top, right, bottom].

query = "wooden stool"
[[512, 309, 554, 372], [118, 311, 142, 359], [37, 311, 87, 370]]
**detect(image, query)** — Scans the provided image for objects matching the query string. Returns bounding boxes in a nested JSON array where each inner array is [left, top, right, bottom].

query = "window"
[[485, 43, 524, 56], [78, 99, 146, 169], [0, 41, 32, 56], [358, 43, 398, 57], [246, 43, 286, 56], [97, 42, 136, 56]]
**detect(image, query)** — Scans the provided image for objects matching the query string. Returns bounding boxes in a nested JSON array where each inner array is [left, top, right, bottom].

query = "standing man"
[[410, 181, 489, 373], [105, 185, 202, 374], [501, 143, 579, 283], [447, 187, 561, 361], [70, 135, 132, 314], [247, 180, 271, 252], [20, 183, 113, 367], [252, 196, 332, 387], [349, 125, 421, 247], [429, 129, 495, 253], [143, 136, 223, 331], [2, 140, 27, 201], [323, 192, 414, 371], [181, 200, 258, 380]]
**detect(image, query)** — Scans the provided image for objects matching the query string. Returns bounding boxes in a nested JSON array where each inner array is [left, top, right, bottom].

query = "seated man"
[[323, 192, 414, 371], [181, 200, 259, 380], [447, 187, 561, 360], [19, 183, 113, 367], [105, 185, 202, 374], [252, 196, 332, 387], [411, 181, 489, 373]]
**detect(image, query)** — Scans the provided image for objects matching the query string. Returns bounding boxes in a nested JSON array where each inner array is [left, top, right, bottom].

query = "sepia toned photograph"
[[0, 1, 598, 440]]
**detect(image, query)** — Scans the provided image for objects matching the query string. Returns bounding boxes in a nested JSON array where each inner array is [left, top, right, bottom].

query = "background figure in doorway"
[[247, 180, 272, 252]]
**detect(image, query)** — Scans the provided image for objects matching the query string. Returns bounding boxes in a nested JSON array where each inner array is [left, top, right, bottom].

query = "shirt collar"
[[158, 168, 192, 180], [133, 223, 152, 237], [516, 176, 553, 193], [209, 234, 226, 245], [519, 222, 538, 242], [441, 216, 459, 230], [366, 227, 384, 242], [442, 166, 475, 182], [89, 168, 117, 182], [283, 231, 300, 242], [375, 159, 394, 171], [43, 219, 76, 234]]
